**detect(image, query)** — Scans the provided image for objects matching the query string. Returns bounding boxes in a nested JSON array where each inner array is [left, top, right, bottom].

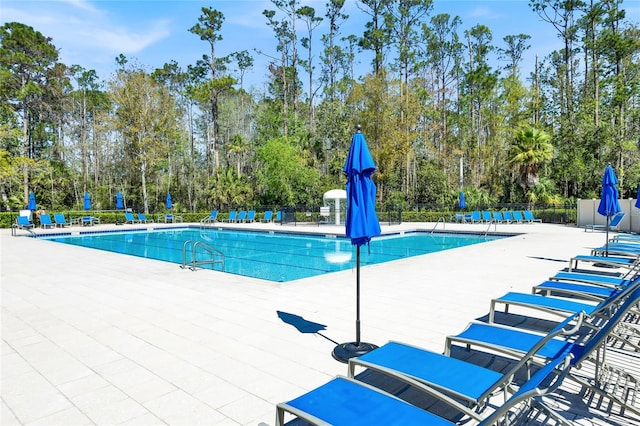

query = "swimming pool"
[[43, 228, 508, 282]]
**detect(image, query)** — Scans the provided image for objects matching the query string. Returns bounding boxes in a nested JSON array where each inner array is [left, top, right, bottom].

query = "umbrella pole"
[[356, 245, 361, 345], [332, 244, 378, 363], [605, 217, 610, 256]]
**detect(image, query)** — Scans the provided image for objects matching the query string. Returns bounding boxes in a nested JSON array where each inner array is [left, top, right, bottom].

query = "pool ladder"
[[180, 240, 225, 272]]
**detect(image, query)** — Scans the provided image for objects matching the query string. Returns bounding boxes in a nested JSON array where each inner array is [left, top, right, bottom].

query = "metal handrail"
[[430, 217, 446, 234], [483, 220, 496, 237], [180, 240, 225, 272]]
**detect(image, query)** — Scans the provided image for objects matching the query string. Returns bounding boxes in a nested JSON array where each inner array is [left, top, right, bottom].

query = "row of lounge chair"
[[200, 209, 282, 224], [15, 213, 81, 230], [276, 235, 640, 424], [454, 209, 543, 224]]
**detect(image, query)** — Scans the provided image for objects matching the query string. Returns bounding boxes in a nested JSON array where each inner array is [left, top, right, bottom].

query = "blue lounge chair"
[[223, 210, 237, 223], [275, 210, 282, 223], [200, 210, 218, 223], [54, 213, 71, 227], [590, 241, 640, 257], [124, 212, 138, 224], [347, 317, 575, 414], [512, 211, 525, 223], [246, 210, 256, 222], [502, 211, 514, 223], [137, 213, 153, 223], [237, 210, 247, 222], [481, 210, 493, 222], [261, 210, 273, 222], [39, 213, 55, 229], [81, 216, 96, 226], [533, 280, 622, 302], [584, 211, 624, 232], [164, 213, 182, 223], [492, 211, 504, 223], [278, 354, 572, 426], [446, 286, 640, 416], [569, 254, 638, 271], [470, 211, 482, 223], [551, 271, 630, 287], [488, 271, 639, 323], [12, 215, 35, 236], [14, 215, 34, 231], [523, 209, 542, 223]]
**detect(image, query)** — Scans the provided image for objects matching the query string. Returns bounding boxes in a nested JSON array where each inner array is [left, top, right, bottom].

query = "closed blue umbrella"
[[459, 191, 467, 210], [166, 193, 173, 210], [635, 186, 640, 209], [597, 165, 622, 255], [83, 192, 91, 210], [27, 192, 37, 210], [333, 125, 381, 363], [115, 192, 124, 210]]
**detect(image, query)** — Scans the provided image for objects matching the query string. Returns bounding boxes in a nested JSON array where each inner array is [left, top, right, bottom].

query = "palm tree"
[[509, 127, 554, 206]]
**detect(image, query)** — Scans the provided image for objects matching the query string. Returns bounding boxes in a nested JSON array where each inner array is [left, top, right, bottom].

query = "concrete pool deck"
[[2, 221, 639, 425]]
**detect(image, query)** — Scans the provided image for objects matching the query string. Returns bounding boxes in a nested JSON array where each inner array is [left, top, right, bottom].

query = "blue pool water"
[[43, 228, 507, 282]]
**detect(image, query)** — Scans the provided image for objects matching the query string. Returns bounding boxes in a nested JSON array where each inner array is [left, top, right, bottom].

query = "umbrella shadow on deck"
[[277, 311, 339, 345]]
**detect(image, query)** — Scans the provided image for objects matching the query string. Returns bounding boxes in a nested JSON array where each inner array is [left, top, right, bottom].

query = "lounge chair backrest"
[[523, 210, 542, 222], [503, 211, 513, 222], [210, 210, 218, 220], [125, 212, 135, 221], [275, 211, 282, 222], [609, 212, 625, 227], [40, 214, 53, 224], [238, 211, 247, 221], [247, 210, 255, 221], [17, 215, 31, 226], [482, 211, 492, 222], [492, 211, 503, 221], [54, 213, 68, 224], [576, 286, 640, 366], [471, 211, 481, 222], [479, 353, 572, 425], [263, 211, 272, 221], [228, 211, 237, 220]]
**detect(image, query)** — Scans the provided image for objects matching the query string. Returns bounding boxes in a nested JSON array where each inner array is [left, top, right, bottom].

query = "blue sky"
[[3, 0, 639, 91]]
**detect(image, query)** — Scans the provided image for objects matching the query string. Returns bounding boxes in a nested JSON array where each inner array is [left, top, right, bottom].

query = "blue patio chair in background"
[[39, 213, 55, 229], [237, 210, 247, 222], [164, 213, 182, 223], [12, 215, 35, 236], [137, 213, 153, 223], [200, 210, 218, 223], [54, 213, 70, 227], [261, 210, 273, 222], [124, 212, 138, 224], [82, 216, 96, 226], [523, 209, 543, 223], [512, 211, 525, 222], [584, 211, 624, 232], [246, 210, 256, 222], [481, 210, 493, 222], [223, 210, 237, 223], [16, 215, 34, 230], [492, 211, 504, 223], [502, 211, 514, 223], [470, 211, 481, 223], [275, 211, 282, 223]]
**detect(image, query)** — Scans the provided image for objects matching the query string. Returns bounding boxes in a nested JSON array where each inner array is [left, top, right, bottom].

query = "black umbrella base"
[[332, 341, 378, 363]]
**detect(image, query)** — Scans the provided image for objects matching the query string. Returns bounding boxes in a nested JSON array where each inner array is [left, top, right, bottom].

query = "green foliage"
[[255, 136, 322, 206]]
